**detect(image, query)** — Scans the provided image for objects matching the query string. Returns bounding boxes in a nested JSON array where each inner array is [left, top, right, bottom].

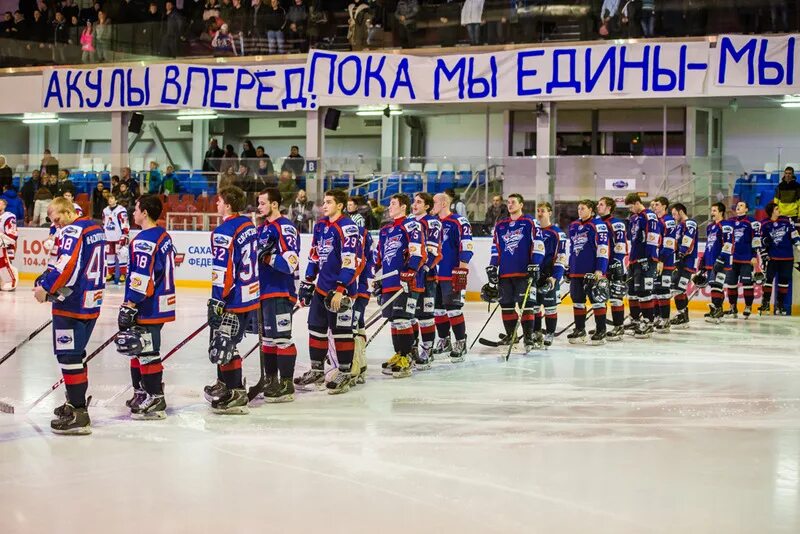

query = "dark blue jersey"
[[211, 215, 260, 314], [417, 213, 442, 282], [568, 216, 610, 277], [437, 213, 473, 280], [761, 216, 800, 261], [729, 215, 762, 264], [703, 221, 734, 269], [601, 214, 628, 268], [125, 226, 176, 324], [258, 216, 300, 301], [676, 218, 699, 272], [377, 216, 425, 293], [629, 208, 661, 262], [305, 216, 361, 296], [490, 215, 545, 277], [538, 224, 568, 282], [659, 214, 678, 269]]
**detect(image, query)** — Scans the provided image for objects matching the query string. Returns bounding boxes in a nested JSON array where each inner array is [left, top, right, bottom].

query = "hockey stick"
[[3, 330, 119, 415], [470, 303, 500, 350], [479, 283, 571, 347], [242, 304, 302, 362], [95, 322, 210, 408], [505, 277, 535, 362], [0, 319, 52, 368], [365, 318, 390, 348], [364, 289, 407, 329]]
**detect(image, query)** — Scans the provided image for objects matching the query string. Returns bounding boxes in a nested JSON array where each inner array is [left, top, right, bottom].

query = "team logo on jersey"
[[61, 225, 80, 238], [382, 235, 403, 264], [572, 232, 588, 254], [501, 228, 525, 254], [55, 329, 75, 350], [213, 234, 232, 247], [770, 227, 788, 243], [135, 241, 155, 254], [318, 237, 334, 264]]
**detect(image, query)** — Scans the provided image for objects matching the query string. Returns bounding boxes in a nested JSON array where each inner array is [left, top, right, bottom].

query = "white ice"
[[1, 281, 800, 534]]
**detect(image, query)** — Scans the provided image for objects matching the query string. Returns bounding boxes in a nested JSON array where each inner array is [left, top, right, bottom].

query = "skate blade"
[[263, 394, 295, 403], [380, 368, 394, 376], [672, 324, 690, 330], [655, 330, 671, 335], [634, 333, 652, 339], [131, 411, 167, 420], [392, 370, 412, 378], [327, 385, 350, 395], [567, 338, 586, 345], [51, 426, 92, 435], [449, 356, 465, 363], [211, 406, 249, 415], [606, 336, 623, 342], [414, 363, 432, 371], [588, 339, 606, 346]]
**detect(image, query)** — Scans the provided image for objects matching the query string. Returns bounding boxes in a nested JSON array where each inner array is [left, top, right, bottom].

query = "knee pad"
[[391, 319, 413, 330], [544, 306, 557, 315]]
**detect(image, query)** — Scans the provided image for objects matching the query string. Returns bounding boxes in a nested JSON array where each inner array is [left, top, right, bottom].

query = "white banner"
[[605, 178, 637, 191], [40, 35, 800, 112]]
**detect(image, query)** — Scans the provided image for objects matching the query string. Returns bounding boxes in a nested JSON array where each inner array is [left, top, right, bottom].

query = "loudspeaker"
[[128, 112, 144, 134], [324, 108, 341, 131]]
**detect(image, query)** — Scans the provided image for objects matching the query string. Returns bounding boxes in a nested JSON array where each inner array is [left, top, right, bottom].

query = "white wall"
[[424, 113, 505, 160], [722, 108, 800, 172]]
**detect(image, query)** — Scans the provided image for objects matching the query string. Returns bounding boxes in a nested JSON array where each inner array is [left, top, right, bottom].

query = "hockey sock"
[[419, 318, 436, 346], [593, 306, 607, 332], [533, 311, 543, 333], [573, 306, 587, 331], [434, 313, 451, 339], [659, 298, 671, 320], [140, 357, 163, 395], [449, 311, 466, 341], [261, 345, 278, 376], [391, 320, 415, 354], [61, 361, 88, 408], [777, 284, 789, 305], [629, 299, 641, 320], [711, 285, 724, 308], [219, 357, 243, 389], [411, 321, 420, 345], [640, 299, 655, 322], [545, 313, 557, 334], [743, 285, 754, 307], [501, 307, 518, 336], [130, 358, 142, 389], [276, 343, 297, 379], [521, 309, 535, 336], [611, 304, 625, 326], [727, 287, 738, 310], [309, 328, 328, 365], [762, 285, 773, 306], [333, 335, 354, 368], [105, 255, 116, 278], [674, 293, 688, 311]]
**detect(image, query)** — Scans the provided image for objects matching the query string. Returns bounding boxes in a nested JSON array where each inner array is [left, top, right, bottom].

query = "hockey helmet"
[[208, 330, 236, 365], [480, 283, 500, 303], [582, 273, 597, 296], [324, 290, 353, 313], [691, 272, 708, 288], [589, 277, 610, 303], [753, 271, 765, 286], [115, 327, 152, 357]]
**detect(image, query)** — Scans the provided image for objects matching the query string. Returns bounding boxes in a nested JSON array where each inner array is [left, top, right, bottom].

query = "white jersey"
[[103, 204, 129, 242], [0, 211, 18, 261]]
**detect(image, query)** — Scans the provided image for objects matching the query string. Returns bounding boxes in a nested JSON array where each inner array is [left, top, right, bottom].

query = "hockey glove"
[[451, 267, 468, 292], [400, 271, 416, 293], [298, 281, 315, 307], [526, 263, 540, 281], [485, 265, 499, 286], [118, 304, 138, 331], [371, 279, 382, 296], [207, 298, 225, 330], [120, 234, 129, 247], [258, 234, 278, 264], [713, 258, 726, 275]]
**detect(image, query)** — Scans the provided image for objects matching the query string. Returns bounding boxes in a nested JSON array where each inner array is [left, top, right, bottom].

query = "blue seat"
[[189, 173, 207, 194], [398, 175, 422, 196], [456, 170, 472, 188], [438, 171, 456, 193], [424, 171, 438, 192], [332, 175, 350, 190]]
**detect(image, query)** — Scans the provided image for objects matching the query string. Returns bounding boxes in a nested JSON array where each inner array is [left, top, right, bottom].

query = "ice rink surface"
[[1, 281, 799, 534]]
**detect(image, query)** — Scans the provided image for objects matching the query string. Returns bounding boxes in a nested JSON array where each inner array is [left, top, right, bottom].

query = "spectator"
[[289, 188, 314, 231], [203, 137, 224, 173], [277, 170, 297, 206], [640, 0, 655, 37], [619, 0, 640, 38], [94, 10, 112, 61], [116, 181, 135, 217], [247, 0, 269, 55], [461, 0, 484, 46], [394, 0, 419, 48], [20, 171, 38, 222], [599, 0, 621, 38], [1, 186, 24, 226], [145, 161, 163, 194], [40, 149, 59, 176], [218, 166, 237, 189], [307, 1, 329, 49], [29, 9, 48, 43], [220, 0, 234, 23], [228, 0, 247, 47], [0, 155, 12, 190], [120, 167, 140, 197], [446, 188, 467, 217], [369, 197, 385, 222], [286, 0, 308, 52], [221, 144, 238, 173], [484, 194, 509, 228], [61, 0, 79, 23], [52, 11, 71, 63], [241, 139, 257, 162], [347, 0, 370, 51], [80, 20, 95, 63], [280, 145, 305, 178], [110, 174, 120, 196], [162, 165, 182, 194], [45, 173, 59, 196], [91, 180, 107, 218], [773, 166, 800, 221], [160, 1, 184, 58], [32, 178, 53, 225], [212, 23, 238, 55], [255, 158, 276, 187], [203, 0, 221, 22], [264, 0, 286, 54], [355, 194, 377, 229], [56, 169, 76, 196], [485, 0, 512, 44], [143, 2, 161, 56]]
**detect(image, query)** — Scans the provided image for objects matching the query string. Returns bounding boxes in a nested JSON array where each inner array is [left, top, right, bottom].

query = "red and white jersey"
[[0, 211, 18, 260], [103, 204, 129, 242]]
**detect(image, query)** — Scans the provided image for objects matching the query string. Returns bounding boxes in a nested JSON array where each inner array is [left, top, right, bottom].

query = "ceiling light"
[[781, 102, 800, 108], [177, 110, 218, 120], [356, 110, 403, 116], [22, 112, 58, 124]]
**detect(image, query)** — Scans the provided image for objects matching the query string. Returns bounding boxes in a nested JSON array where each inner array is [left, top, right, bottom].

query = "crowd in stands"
[[1, 1, 796, 67]]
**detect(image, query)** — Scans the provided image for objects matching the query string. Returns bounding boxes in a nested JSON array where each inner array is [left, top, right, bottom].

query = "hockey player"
[[295, 189, 361, 394], [246, 188, 301, 402], [376, 194, 425, 378], [411, 192, 442, 367], [759, 202, 800, 315], [117, 195, 176, 420], [350, 205, 373, 384], [44, 192, 84, 269], [624, 193, 662, 338], [669, 203, 699, 328], [33, 197, 106, 434], [596, 197, 628, 341], [652, 196, 677, 332], [487, 193, 544, 352], [204, 186, 260, 414], [431, 191, 474, 362], [102, 193, 130, 284], [533, 201, 567, 347], [0, 197, 18, 291], [567, 199, 610, 345], [702, 202, 734, 323], [725, 201, 761, 318]]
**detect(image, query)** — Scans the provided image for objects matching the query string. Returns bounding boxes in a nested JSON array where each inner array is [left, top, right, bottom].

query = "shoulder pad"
[[456, 215, 470, 225], [666, 219, 676, 227]]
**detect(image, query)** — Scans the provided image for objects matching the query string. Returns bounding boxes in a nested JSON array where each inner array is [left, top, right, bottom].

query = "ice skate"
[[634, 320, 653, 338], [391, 354, 413, 378], [743, 305, 752, 319], [381, 353, 402, 376], [325, 368, 351, 395], [293, 366, 325, 390], [523, 333, 536, 353], [654, 318, 671, 334], [758, 303, 770, 316], [263, 378, 295, 403], [543, 332, 554, 347], [433, 337, 452, 357], [670, 309, 690, 329], [589, 330, 606, 345], [605, 325, 624, 341], [51, 402, 91, 435], [211, 388, 249, 415], [131, 394, 167, 420], [567, 329, 586, 345], [247, 373, 277, 401], [450, 338, 467, 363], [705, 306, 724, 324], [413, 342, 432, 370], [126, 388, 146, 409], [203, 379, 226, 402], [532, 331, 544, 350]]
